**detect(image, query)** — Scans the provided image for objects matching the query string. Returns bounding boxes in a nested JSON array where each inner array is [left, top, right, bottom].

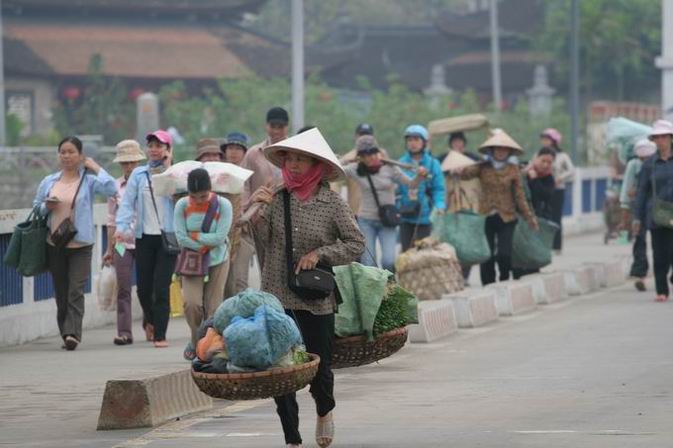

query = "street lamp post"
[[0, 0, 7, 146], [569, 0, 580, 162], [291, 0, 305, 133], [656, 0, 673, 120], [489, 0, 502, 113]]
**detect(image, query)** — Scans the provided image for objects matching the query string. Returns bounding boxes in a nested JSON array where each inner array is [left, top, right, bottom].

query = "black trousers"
[[650, 228, 673, 296], [630, 228, 649, 279], [550, 189, 565, 250], [399, 222, 432, 252], [135, 234, 177, 341], [481, 214, 516, 286], [274, 310, 335, 445]]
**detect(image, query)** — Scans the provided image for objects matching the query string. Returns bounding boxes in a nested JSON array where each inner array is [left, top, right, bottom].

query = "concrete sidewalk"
[[0, 232, 637, 448]]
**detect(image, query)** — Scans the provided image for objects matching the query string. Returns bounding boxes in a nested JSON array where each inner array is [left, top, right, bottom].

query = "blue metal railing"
[[0, 234, 23, 306]]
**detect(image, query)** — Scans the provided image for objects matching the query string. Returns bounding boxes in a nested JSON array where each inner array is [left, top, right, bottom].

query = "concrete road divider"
[[604, 259, 628, 287], [584, 262, 607, 288], [487, 281, 537, 316], [97, 369, 212, 430], [563, 265, 600, 296], [408, 300, 458, 343], [443, 290, 499, 328], [525, 272, 567, 305]]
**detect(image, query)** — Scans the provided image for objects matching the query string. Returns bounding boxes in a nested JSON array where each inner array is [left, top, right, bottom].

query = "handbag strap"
[[364, 170, 383, 209], [144, 171, 164, 227], [200, 194, 220, 233], [282, 189, 295, 276], [62, 171, 86, 218]]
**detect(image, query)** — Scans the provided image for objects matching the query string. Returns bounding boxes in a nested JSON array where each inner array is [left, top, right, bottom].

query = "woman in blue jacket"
[[115, 130, 177, 347], [397, 124, 446, 251], [33, 136, 117, 350]]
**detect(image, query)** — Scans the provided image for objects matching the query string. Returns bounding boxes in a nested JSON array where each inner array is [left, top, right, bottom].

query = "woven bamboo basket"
[[332, 327, 408, 369], [191, 353, 320, 400]]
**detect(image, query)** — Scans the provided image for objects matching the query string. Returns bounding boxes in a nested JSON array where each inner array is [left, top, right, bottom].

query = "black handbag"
[[283, 190, 336, 301], [145, 172, 181, 255], [364, 171, 400, 227], [50, 173, 85, 249]]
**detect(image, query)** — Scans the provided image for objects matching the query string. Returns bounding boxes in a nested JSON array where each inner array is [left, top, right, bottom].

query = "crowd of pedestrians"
[[33, 106, 673, 447]]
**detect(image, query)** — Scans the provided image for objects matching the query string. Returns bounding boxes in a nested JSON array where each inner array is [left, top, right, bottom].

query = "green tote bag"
[[6, 207, 50, 277]]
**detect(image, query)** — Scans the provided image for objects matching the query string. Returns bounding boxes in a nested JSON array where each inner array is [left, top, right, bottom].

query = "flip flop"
[[153, 340, 169, 348], [655, 295, 669, 302], [64, 335, 79, 351], [144, 323, 155, 342], [183, 343, 196, 361], [316, 412, 334, 448], [113, 335, 133, 346]]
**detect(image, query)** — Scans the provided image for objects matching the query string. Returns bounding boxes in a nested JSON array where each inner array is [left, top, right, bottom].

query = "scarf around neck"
[[484, 149, 519, 171], [282, 162, 327, 202]]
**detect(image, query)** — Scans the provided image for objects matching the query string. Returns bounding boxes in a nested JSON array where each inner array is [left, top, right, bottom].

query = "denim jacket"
[[397, 150, 446, 225], [33, 167, 117, 245], [634, 153, 673, 230], [116, 165, 175, 237]]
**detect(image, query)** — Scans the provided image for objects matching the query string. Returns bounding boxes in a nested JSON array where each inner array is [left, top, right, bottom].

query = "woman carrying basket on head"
[[248, 128, 365, 448]]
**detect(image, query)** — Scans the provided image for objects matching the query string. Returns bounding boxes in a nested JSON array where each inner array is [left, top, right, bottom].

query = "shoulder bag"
[[651, 158, 673, 229], [50, 173, 85, 249], [145, 172, 181, 255], [175, 194, 220, 276], [364, 170, 400, 227], [283, 189, 336, 301]]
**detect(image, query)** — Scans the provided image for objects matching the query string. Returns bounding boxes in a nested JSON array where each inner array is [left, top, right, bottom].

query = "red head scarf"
[[282, 158, 327, 201]]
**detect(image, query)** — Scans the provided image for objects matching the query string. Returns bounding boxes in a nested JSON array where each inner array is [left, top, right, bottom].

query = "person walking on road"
[[249, 128, 365, 448], [513, 147, 556, 279], [33, 136, 117, 350], [397, 124, 446, 251], [115, 130, 177, 348], [540, 128, 575, 254], [174, 168, 232, 360], [457, 130, 538, 285], [343, 135, 426, 271], [222, 132, 254, 299], [633, 120, 673, 302], [103, 139, 146, 345], [621, 139, 656, 292]]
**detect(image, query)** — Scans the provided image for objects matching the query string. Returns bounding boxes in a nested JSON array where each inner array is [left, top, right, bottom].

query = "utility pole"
[[569, 0, 580, 162], [0, 0, 7, 146], [489, 0, 502, 113], [656, 0, 673, 121], [291, 0, 305, 133]]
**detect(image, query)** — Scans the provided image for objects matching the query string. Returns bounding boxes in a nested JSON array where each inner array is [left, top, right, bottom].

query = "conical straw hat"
[[478, 130, 523, 154], [441, 150, 480, 172], [264, 128, 345, 181]]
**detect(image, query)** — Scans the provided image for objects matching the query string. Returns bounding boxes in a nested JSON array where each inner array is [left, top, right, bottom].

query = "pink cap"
[[146, 129, 172, 147], [540, 128, 562, 145]]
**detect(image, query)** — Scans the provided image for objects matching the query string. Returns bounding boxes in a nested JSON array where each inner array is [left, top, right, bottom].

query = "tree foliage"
[[536, 0, 660, 102]]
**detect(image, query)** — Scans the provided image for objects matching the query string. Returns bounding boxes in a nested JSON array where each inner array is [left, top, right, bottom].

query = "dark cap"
[[221, 132, 249, 152], [355, 123, 374, 136], [355, 135, 380, 154], [266, 107, 289, 125]]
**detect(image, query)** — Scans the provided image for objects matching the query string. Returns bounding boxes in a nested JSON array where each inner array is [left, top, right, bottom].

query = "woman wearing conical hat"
[[456, 130, 538, 286], [248, 128, 365, 448]]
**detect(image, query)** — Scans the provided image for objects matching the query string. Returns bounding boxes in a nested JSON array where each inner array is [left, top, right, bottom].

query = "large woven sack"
[[431, 210, 490, 266], [512, 217, 559, 270], [395, 237, 464, 300]]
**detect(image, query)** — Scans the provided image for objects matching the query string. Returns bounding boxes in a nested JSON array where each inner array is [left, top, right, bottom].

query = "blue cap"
[[404, 124, 429, 141], [221, 132, 249, 151]]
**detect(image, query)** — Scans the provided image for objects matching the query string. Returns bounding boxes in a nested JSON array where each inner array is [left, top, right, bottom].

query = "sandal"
[[315, 412, 334, 448], [153, 340, 169, 348], [655, 295, 669, 302], [183, 342, 196, 361], [113, 335, 133, 346], [64, 335, 79, 351], [143, 323, 155, 342], [634, 280, 646, 292]]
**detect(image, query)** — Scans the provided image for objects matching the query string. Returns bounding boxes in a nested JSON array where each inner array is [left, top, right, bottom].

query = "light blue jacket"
[[116, 165, 175, 237], [397, 150, 446, 225], [33, 167, 117, 245]]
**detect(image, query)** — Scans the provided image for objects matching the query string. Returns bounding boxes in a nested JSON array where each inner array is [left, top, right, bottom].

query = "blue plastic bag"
[[213, 288, 284, 333]]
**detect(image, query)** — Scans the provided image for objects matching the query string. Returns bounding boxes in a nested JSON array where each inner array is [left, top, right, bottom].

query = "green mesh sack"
[[334, 263, 391, 341], [431, 210, 490, 266], [511, 217, 559, 270]]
